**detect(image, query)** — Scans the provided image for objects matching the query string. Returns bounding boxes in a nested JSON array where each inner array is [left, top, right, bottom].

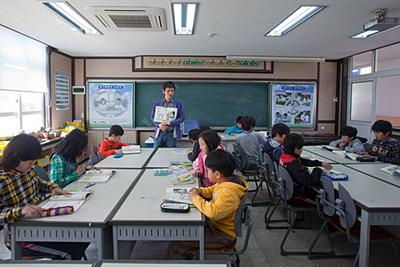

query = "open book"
[[79, 170, 115, 183], [322, 170, 349, 181], [168, 170, 195, 185], [122, 145, 140, 154], [164, 187, 192, 204], [381, 165, 400, 177], [40, 190, 92, 212], [154, 106, 178, 123]]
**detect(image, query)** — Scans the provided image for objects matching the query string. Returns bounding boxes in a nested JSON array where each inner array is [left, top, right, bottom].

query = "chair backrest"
[[233, 195, 252, 255], [336, 183, 357, 230], [33, 166, 50, 181], [89, 145, 103, 165], [263, 152, 276, 181], [182, 120, 200, 136], [318, 176, 336, 217], [277, 165, 294, 201], [357, 136, 368, 144]]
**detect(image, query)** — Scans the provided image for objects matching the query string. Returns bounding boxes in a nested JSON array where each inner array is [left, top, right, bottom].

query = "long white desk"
[[304, 145, 382, 164], [146, 148, 189, 168], [95, 148, 155, 169], [345, 163, 400, 189], [0, 263, 94, 267], [111, 169, 205, 260], [10, 169, 142, 260], [100, 261, 228, 267], [301, 150, 336, 164], [330, 164, 400, 267]]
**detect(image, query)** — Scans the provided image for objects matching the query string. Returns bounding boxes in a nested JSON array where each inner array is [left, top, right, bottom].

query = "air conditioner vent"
[[90, 6, 167, 31]]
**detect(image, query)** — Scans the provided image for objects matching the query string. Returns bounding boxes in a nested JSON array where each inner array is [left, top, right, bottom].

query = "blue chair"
[[182, 120, 200, 136]]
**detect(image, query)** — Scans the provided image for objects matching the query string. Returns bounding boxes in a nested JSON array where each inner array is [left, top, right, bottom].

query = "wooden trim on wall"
[[83, 59, 87, 130], [84, 77, 318, 82], [317, 120, 335, 123], [48, 48, 52, 128]]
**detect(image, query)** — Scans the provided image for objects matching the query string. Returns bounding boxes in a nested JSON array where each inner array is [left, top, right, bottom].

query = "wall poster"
[[88, 81, 134, 128], [55, 70, 70, 110], [271, 83, 316, 128]]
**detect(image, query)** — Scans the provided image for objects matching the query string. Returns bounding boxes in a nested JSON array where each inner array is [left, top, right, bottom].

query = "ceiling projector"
[[363, 8, 399, 31]]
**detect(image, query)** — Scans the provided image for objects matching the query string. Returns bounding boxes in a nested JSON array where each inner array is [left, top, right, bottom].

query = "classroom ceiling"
[[1, 0, 400, 60]]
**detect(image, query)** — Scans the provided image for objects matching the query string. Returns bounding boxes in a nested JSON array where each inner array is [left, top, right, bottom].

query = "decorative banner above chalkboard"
[[133, 56, 273, 73]]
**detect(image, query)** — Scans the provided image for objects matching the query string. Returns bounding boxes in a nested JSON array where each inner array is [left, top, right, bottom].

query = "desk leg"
[[199, 225, 205, 260], [96, 228, 103, 261], [359, 210, 371, 267], [113, 226, 118, 259], [10, 226, 21, 260]]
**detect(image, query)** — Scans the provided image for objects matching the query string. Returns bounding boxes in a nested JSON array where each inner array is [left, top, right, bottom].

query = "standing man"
[[151, 81, 185, 147]]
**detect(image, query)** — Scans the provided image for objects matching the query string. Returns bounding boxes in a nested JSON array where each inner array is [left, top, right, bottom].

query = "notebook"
[[79, 170, 115, 183], [122, 145, 140, 154], [164, 187, 192, 204], [40, 190, 93, 212]]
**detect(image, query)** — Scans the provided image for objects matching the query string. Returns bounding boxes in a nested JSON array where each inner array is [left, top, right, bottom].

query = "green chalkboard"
[[135, 82, 269, 127]]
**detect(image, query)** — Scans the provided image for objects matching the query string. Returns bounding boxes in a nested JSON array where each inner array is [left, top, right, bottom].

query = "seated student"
[[193, 129, 224, 186], [361, 120, 400, 164], [0, 134, 88, 260], [187, 128, 201, 162], [99, 125, 129, 157], [263, 123, 290, 162], [280, 133, 332, 202], [328, 126, 365, 153], [236, 115, 266, 165], [224, 116, 244, 136], [50, 129, 88, 188], [172, 149, 248, 259]]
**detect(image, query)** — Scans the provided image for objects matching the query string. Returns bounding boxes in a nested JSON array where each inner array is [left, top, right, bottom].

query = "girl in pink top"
[[193, 130, 224, 186]]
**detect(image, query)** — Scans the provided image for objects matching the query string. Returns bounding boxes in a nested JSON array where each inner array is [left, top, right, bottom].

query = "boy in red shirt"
[[99, 125, 128, 157]]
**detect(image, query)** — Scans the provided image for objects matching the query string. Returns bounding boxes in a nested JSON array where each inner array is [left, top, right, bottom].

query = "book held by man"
[[154, 106, 178, 123]]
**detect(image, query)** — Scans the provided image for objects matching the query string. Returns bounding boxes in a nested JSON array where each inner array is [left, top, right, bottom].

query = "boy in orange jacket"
[[99, 125, 128, 157]]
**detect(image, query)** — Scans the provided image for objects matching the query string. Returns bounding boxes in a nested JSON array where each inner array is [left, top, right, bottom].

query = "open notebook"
[[39, 190, 92, 213], [122, 145, 140, 154], [381, 165, 400, 176], [79, 170, 114, 183]]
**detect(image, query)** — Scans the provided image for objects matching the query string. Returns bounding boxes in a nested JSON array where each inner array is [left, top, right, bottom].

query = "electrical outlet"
[[320, 126, 325, 130]]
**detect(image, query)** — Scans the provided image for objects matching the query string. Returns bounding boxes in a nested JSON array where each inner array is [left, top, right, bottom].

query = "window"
[[376, 43, 400, 72], [0, 26, 48, 137], [376, 75, 400, 126], [351, 51, 373, 76], [350, 81, 373, 122]]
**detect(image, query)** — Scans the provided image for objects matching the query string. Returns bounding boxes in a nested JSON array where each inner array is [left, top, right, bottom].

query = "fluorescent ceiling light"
[[172, 3, 198, 35], [266, 5, 325, 37], [226, 55, 325, 63], [41, 0, 102, 35], [351, 30, 379, 38]]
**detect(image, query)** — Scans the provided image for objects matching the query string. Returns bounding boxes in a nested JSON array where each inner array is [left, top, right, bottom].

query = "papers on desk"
[[164, 187, 192, 204], [40, 190, 92, 212], [154, 106, 178, 123], [79, 170, 115, 183], [322, 170, 349, 181], [122, 145, 140, 154], [381, 165, 400, 177]]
